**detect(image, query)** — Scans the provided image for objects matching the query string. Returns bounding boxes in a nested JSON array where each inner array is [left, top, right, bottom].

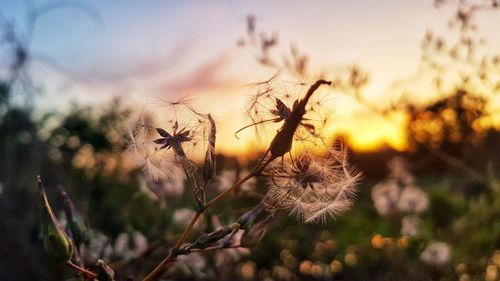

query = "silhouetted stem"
[[66, 261, 97, 280], [142, 157, 272, 281]]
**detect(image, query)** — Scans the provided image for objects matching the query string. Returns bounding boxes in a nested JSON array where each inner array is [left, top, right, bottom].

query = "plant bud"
[[59, 185, 88, 249], [237, 201, 266, 230], [96, 259, 115, 281], [241, 214, 276, 248], [37, 176, 73, 263], [202, 114, 217, 182], [190, 223, 239, 249]]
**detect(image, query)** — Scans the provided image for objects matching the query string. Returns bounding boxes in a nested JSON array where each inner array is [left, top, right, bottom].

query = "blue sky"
[[1, 0, 499, 154]]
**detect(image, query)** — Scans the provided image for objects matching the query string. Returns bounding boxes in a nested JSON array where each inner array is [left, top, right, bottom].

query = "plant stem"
[[66, 261, 97, 280], [142, 158, 271, 281], [205, 172, 256, 209]]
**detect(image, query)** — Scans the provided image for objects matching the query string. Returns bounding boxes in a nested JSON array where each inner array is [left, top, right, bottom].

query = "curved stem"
[[234, 117, 281, 139], [66, 261, 96, 280], [142, 211, 202, 281]]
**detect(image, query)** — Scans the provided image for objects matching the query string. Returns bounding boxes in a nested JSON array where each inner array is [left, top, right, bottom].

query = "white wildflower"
[[86, 230, 111, 261], [132, 231, 148, 253], [371, 157, 429, 216], [401, 215, 421, 237], [397, 185, 429, 214], [420, 241, 451, 266], [387, 156, 415, 185], [371, 180, 400, 216], [114, 233, 130, 258]]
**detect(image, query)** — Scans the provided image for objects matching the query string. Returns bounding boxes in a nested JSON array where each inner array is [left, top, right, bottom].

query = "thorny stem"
[[142, 157, 273, 281]]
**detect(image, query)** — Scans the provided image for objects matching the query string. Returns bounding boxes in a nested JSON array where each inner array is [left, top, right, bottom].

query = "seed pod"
[[202, 114, 217, 182], [37, 176, 73, 263], [189, 223, 239, 250], [241, 213, 276, 248], [237, 200, 266, 230], [58, 185, 88, 249], [96, 259, 115, 281]]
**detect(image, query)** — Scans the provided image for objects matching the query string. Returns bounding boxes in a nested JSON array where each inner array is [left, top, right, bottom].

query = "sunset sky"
[[1, 0, 499, 155]]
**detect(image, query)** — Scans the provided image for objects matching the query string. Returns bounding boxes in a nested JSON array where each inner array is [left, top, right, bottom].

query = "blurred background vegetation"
[[1, 0, 500, 280]]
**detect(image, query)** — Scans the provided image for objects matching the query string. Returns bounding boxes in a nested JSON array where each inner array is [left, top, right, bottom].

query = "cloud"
[[156, 51, 236, 96], [82, 39, 195, 82]]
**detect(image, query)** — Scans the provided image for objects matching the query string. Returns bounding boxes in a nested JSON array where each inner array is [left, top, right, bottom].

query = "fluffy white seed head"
[[127, 100, 210, 182], [266, 145, 361, 224]]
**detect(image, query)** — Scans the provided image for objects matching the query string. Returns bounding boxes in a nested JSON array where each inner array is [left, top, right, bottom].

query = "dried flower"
[[202, 114, 217, 183], [128, 100, 209, 182], [266, 145, 360, 223], [238, 75, 332, 147], [420, 241, 451, 266], [267, 79, 331, 160]]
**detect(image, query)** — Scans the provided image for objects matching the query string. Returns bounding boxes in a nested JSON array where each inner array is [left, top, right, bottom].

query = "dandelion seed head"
[[128, 100, 210, 182], [238, 74, 333, 143], [266, 145, 360, 224]]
